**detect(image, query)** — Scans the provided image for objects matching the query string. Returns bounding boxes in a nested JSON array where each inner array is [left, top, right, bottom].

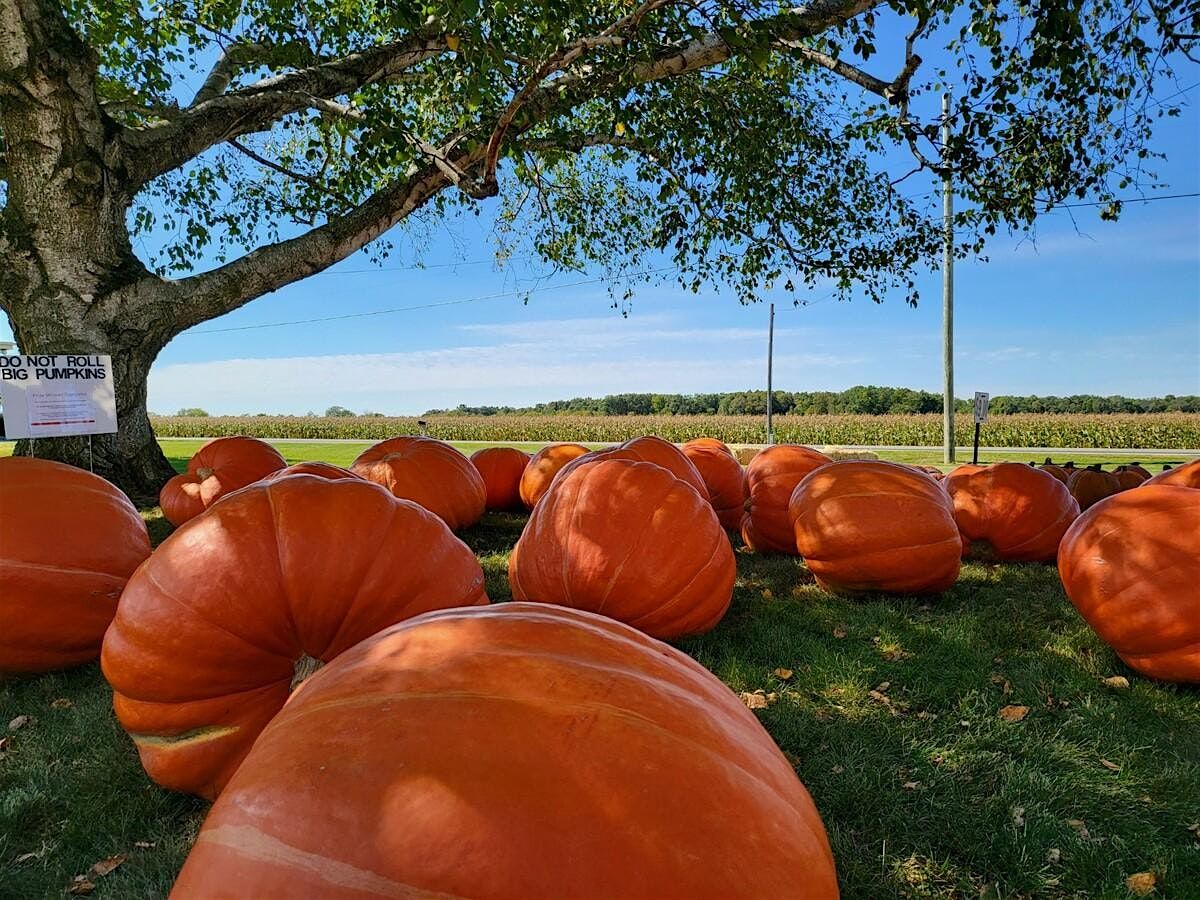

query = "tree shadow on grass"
[[681, 550, 1200, 899]]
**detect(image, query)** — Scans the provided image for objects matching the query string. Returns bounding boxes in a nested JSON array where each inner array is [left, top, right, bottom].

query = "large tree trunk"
[[5, 303, 176, 506], [1, 0, 177, 505]]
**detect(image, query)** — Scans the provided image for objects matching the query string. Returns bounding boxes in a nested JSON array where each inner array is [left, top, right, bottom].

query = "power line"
[[184, 264, 684, 335], [1052, 191, 1199, 209]]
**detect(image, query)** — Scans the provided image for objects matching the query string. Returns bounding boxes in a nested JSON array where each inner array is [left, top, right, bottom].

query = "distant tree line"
[[425, 387, 1200, 417]]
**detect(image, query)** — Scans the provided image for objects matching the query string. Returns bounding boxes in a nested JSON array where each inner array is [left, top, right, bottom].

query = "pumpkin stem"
[[291, 654, 324, 691]]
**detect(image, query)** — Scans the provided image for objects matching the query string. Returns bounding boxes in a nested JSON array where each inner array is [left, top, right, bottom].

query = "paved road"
[[154, 437, 1197, 457]]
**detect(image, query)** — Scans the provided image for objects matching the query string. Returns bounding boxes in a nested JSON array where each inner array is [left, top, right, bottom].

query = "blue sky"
[[3, 21, 1198, 415]]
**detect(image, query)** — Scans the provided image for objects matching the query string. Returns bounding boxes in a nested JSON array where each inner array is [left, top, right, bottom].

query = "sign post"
[[972, 391, 989, 464], [0, 355, 118, 455]]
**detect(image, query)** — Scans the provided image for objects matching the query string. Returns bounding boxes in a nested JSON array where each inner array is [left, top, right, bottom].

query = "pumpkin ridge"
[[0, 558, 131, 585], [130, 724, 241, 748], [798, 531, 961, 565], [193, 824, 469, 900], [139, 563, 292, 665], [627, 530, 729, 630], [269, 686, 821, 823], [264, 484, 305, 656], [593, 464, 678, 615]]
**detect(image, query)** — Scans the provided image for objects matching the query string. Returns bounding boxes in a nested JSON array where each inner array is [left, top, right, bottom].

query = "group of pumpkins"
[[1, 434, 1197, 899]]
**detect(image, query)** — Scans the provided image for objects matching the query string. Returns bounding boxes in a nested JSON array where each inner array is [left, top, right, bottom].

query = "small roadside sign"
[[973, 391, 990, 424], [0, 354, 117, 439]]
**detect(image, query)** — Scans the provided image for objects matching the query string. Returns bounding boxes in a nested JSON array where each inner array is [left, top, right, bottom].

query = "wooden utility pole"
[[766, 302, 775, 444], [942, 92, 955, 464]]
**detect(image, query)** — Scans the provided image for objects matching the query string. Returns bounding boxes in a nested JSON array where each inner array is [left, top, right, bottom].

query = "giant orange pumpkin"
[[351, 435, 486, 529], [1111, 465, 1148, 491], [262, 461, 361, 482], [1037, 460, 1071, 485], [1067, 465, 1120, 511], [554, 435, 710, 502], [189, 435, 286, 502], [1, 458, 151, 674], [790, 460, 961, 594], [944, 462, 1079, 562], [682, 437, 748, 529], [1144, 458, 1200, 488], [101, 476, 488, 798], [518, 442, 589, 508], [470, 447, 531, 511], [159, 473, 205, 525], [170, 604, 839, 899], [1058, 485, 1200, 682], [741, 444, 832, 554], [509, 458, 735, 639], [160, 436, 287, 526]]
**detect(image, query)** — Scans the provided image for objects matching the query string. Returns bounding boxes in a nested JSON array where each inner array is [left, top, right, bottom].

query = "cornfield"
[[150, 413, 1200, 449]]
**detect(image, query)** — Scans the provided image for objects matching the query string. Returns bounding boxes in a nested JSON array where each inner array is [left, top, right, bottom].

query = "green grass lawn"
[[2, 445, 1199, 897], [4, 438, 1192, 473]]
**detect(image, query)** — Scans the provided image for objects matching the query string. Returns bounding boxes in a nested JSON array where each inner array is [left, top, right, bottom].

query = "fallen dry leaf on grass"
[[832, 626, 847, 639], [881, 648, 911, 662], [761, 589, 773, 600], [998, 705, 1030, 723], [89, 855, 126, 878], [901, 781, 921, 791], [66, 877, 94, 895], [875, 681, 891, 692], [134, 841, 156, 849], [830, 765, 845, 774], [773, 667, 794, 681], [1103, 675, 1131, 689], [1067, 819, 1093, 842], [50, 698, 73, 710], [739, 691, 777, 710], [1046, 848, 1061, 864], [7, 715, 32, 731], [1099, 758, 1121, 772], [1125, 871, 1157, 895], [1012, 806, 1026, 827], [0, 737, 8, 753]]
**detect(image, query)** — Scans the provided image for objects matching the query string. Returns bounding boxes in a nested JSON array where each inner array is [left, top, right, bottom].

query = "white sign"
[[973, 391, 990, 424], [0, 354, 117, 439]]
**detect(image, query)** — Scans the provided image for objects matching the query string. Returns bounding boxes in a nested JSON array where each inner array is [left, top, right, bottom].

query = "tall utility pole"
[[766, 302, 775, 445], [941, 92, 955, 465]]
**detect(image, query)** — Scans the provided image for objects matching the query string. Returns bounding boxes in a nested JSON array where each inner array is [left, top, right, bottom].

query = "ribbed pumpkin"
[[101, 476, 488, 798], [509, 458, 735, 639], [1111, 465, 1149, 491], [910, 464, 946, 481], [1122, 462, 1153, 481], [1068, 465, 1120, 511], [944, 462, 1079, 562], [682, 437, 747, 529], [741, 445, 832, 554], [1058, 485, 1200, 682], [262, 461, 361, 482], [1, 458, 151, 674], [554, 435, 709, 501], [470, 447, 531, 511], [1037, 459, 1071, 485], [159, 473, 205, 525], [170, 604, 839, 900], [351, 435, 486, 529], [192, 436, 286, 503], [790, 460, 961, 594], [519, 442, 590, 508], [1144, 458, 1200, 488]]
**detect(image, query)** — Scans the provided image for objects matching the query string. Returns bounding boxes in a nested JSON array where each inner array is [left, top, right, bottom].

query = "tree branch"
[[129, 0, 885, 334], [121, 31, 446, 190], [479, 0, 674, 194]]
